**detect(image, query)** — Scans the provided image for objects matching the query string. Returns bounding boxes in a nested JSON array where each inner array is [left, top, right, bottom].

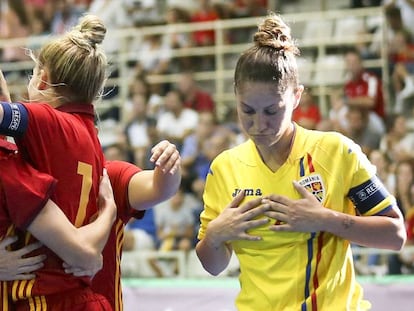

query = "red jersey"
[[0, 140, 56, 236], [344, 71, 385, 118], [92, 160, 144, 311], [0, 102, 105, 307], [0, 140, 56, 310]]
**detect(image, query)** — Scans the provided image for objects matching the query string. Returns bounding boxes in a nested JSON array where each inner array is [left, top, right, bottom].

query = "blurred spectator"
[[153, 186, 197, 276], [155, 187, 195, 252], [88, 0, 130, 54], [122, 209, 164, 277], [292, 87, 321, 129], [176, 72, 215, 113], [388, 159, 414, 274], [370, 3, 413, 60], [190, 0, 219, 70], [181, 111, 218, 180], [132, 33, 172, 76], [126, 73, 164, 119], [124, 93, 158, 168], [380, 113, 414, 163], [343, 47, 385, 120], [23, 0, 55, 34], [103, 142, 129, 162], [123, 0, 162, 27], [392, 62, 414, 114], [384, 0, 414, 37], [327, 87, 348, 131], [231, 0, 267, 18], [163, 6, 193, 72], [0, 0, 30, 63], [50, 0, 80, 34], [369, 149, 396, 193], [339, 106, 381, 155], [190, 0, 219, 46], [156, 89, 199, 150]]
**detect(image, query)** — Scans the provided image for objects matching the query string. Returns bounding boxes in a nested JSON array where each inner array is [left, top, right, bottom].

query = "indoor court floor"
[[122, 275, 414, 311]]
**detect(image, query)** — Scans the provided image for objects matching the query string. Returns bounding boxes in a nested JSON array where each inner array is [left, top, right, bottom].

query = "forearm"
[[195, 232, 232, 276], [28, 201, 101, 270], [321, 209, 406, 250], [152, 165, 181, 202], [129, 167, 181, 210]]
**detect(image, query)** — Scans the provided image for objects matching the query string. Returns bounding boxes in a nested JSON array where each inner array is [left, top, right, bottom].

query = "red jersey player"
[[0, 139, 116, 309], [0, 15, 113, 310], [93, 139, 181, 311]]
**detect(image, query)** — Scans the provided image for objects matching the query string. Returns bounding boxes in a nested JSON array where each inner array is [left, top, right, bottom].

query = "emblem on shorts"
[[298, 174, 325, 202]]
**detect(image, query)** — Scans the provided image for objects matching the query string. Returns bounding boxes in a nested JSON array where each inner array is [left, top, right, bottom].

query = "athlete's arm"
[[128, 140, 181, 210], [27, 170, 116, 276]]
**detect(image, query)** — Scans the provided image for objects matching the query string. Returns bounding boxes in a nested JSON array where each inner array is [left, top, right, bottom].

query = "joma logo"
[[232, 188, 263, 197]]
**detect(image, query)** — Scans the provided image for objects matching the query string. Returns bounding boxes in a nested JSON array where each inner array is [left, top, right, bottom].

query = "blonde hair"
[[37, 14, 108, 104], [234, 12, 300, 93]]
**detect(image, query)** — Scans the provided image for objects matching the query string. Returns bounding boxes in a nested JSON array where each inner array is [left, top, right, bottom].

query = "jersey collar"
[[56, 103, 94, 117]]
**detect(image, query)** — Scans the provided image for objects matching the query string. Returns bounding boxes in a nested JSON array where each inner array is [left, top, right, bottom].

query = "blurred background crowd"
[[1, 0, 414, 278]]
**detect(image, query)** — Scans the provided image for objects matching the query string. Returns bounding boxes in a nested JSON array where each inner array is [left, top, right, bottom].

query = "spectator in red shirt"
[[176, 72, 215, 112], [190, 0, 219, 46], [343, 47, 385, 119], [292, 87, 321, 129]]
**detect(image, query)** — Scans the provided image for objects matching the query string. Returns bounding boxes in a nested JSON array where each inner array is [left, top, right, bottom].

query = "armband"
[[0, 102, 28, 137], [347, 175, 391, 215]]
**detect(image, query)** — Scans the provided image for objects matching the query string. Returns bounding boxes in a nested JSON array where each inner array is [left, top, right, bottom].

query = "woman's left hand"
[[264, 181, 327, 232]]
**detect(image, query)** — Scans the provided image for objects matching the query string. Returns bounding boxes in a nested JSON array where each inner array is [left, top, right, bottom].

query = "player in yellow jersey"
[[196, 12, 407, 311]]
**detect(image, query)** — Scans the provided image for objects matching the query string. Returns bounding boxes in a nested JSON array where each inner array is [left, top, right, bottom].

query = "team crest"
[[298, 174, 325, 203]]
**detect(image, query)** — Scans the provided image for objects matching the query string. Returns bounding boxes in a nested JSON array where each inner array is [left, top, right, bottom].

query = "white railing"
[[0, 6, 386, 122]]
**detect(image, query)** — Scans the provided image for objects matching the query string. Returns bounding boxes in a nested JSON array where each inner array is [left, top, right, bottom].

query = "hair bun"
[[77, 14, 106, 47], [253, 13, 298, 54]]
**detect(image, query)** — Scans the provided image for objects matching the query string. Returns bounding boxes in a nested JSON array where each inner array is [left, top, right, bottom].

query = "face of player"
[[235, 82, 302, 149]]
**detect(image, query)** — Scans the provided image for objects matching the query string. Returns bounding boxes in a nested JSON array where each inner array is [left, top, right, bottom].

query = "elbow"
[[392, 228, 407, 251], [195, 245, 226, 276]]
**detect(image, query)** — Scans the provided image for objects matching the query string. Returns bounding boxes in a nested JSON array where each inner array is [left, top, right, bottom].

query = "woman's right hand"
[[205, 191, 270, 248]]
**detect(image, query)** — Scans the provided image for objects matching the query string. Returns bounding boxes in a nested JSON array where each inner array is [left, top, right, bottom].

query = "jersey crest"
[[298, 174, 325, 202]]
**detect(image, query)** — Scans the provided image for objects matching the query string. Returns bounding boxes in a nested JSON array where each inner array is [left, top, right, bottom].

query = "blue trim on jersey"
[[0, 102, 28, 137], [347, 175, 390, 215], [302, 232, 316, 311], [299, 157, 305, 177]]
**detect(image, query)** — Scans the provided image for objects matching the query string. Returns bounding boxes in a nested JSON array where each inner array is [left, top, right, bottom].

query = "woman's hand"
[[150, 140, 181, 175], [205, 191, 270, 248], [0, 236, 46, 280], [264, 181, 327, 233]]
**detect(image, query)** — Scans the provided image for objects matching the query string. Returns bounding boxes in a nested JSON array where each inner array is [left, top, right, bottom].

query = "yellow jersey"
[[198, 125, 395, 311]]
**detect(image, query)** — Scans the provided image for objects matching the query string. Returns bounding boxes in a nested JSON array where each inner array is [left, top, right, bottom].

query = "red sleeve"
[[0, 147, 56, 230], [105, 160, 145, 223]]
